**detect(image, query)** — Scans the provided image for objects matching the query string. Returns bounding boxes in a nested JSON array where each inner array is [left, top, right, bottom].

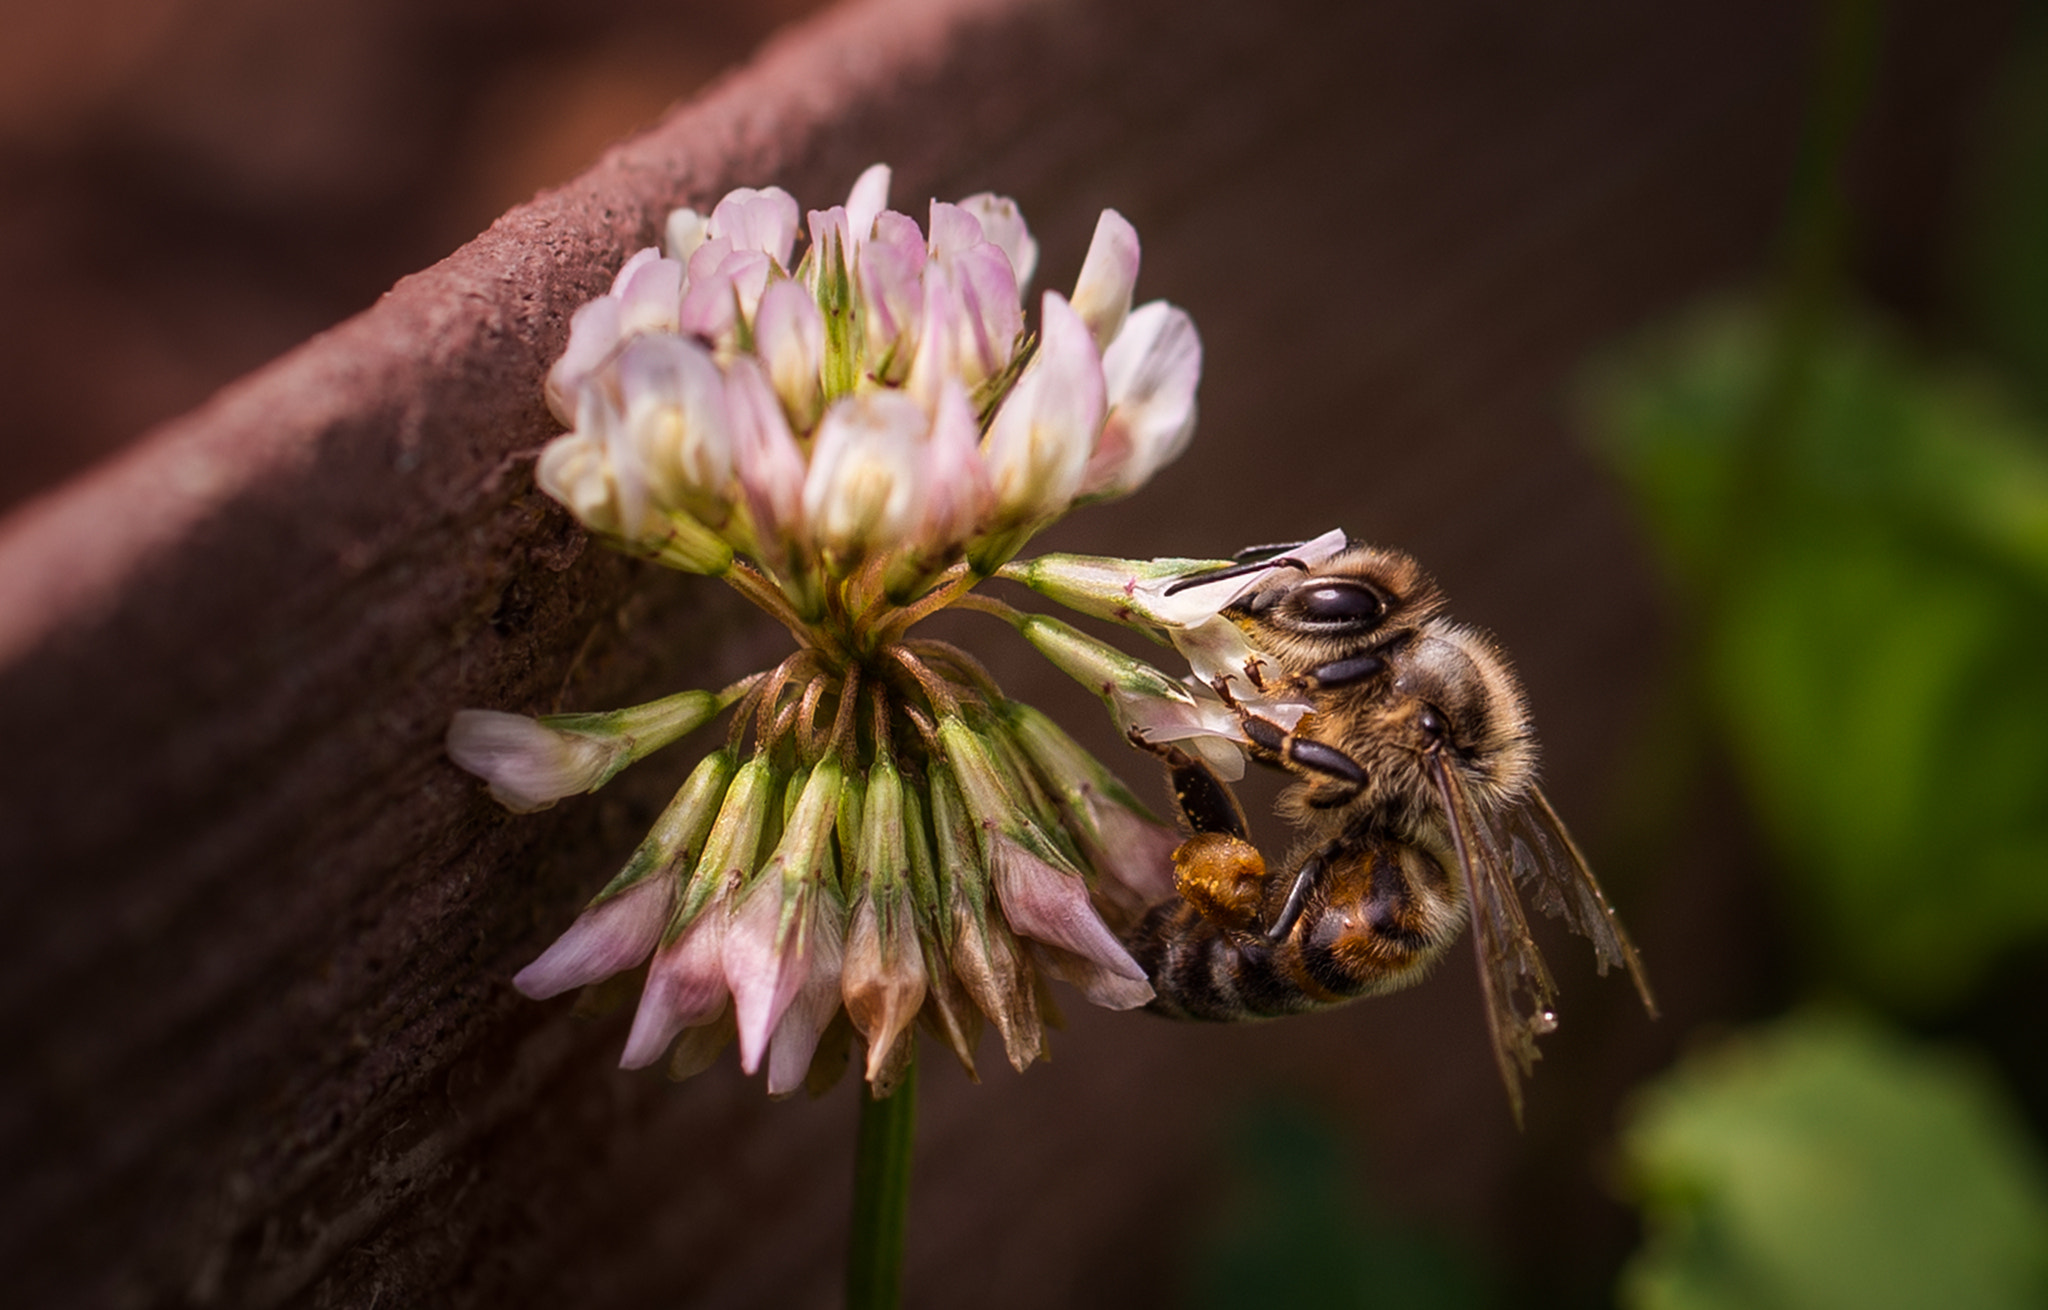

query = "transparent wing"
[[1493, 788, 1657, 1017], [1427, 756, 1557, 1126]]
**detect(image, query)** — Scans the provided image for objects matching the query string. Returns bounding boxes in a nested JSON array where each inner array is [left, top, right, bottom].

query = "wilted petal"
[[1031, 942, 1155, 1009], [948, 897, 1043, 1072], [981, 292, 1104, 522], [620, 910, 730, 1069], [988, 835, 1146, 981], [707, 185, 800, 266], [956, 191, 1038, 289], [447, 709, 623, 812], [842, 890, 928, 1084], [1084, 301, 1201, 498], [753, 278, 826, 430], [724, 760, 842, 1072], [513, 876, 672, 999], [722, 875, 810, 1073], [765, 898, 846, 1095], [1069, 209, 1139, 351], [803, 390, 927, 562]]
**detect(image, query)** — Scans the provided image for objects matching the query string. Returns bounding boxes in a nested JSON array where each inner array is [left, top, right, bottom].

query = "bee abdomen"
[[1127, 900, 1347, 1021]]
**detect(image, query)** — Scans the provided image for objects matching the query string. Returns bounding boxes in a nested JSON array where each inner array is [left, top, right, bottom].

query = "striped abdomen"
[[1127, 830, 1466, 1022]]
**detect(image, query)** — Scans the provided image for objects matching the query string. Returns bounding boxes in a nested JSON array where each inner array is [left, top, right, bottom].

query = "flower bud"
[[706, 185, 801, 266], [1069, 209, 1139, 351]]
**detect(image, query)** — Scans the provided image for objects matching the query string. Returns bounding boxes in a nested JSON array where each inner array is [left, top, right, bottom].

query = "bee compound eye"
[[1297, 582, 1385, 627]]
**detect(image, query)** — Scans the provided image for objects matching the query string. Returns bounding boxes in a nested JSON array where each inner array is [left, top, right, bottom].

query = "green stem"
[[846, 1054, 918, 1310]]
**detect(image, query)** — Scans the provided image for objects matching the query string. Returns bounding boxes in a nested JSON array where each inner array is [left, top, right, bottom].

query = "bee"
[[1124, 540, 1656, 1119]]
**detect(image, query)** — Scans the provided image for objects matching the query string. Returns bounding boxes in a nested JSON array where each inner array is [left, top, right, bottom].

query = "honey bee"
[[1125, 540, 1656, 1119]]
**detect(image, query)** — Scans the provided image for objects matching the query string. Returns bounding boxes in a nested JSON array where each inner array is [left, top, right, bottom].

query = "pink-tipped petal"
[[917, 380, 994, 548], [988, 835, 1146, 981], [1085, 301, 1201, 497], [754, 278, 826, 429], [545, 296, 624, 424], [956, 192, 1037, 289], [981, 292, 1105, 522], [708, 186, 800, 266], [859, 211, 927, 381], [844, 164, 891, 247], [926, 200, 984, 256], [513, 876, 672, 999], [725, 356, 809, 546], [721, 876, 810, 1074], [615, 250, 684, 337], [619, 912, 730, 1069], [1069, 209, 1140, 350]]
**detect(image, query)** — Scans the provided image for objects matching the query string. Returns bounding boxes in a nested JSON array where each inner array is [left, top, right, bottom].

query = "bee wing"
[[1427, 755, 1557, 1126], [1495, 789, 1657, 1017]]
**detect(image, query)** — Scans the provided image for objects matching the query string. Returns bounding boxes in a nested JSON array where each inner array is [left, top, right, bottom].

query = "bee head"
[[1227, 546, 1446, 669], [1388, 623, 1537, 812]]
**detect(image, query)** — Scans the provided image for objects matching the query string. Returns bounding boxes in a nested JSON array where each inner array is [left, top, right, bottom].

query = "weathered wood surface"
[[0, 0, 2000, 1305]]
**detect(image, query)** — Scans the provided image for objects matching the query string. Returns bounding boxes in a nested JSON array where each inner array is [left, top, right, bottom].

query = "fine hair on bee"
[[1126, 538, 1655, 1121]]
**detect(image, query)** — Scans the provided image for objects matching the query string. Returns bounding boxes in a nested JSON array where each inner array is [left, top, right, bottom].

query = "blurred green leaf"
[[1619, 1009, 2048, 1310], [1585, 302, 2048, 1005], [1191, 1102, 1491, 1310]]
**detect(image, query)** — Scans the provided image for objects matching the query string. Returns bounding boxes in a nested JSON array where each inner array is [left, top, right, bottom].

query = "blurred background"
[[4, 0, 2046, 1306]]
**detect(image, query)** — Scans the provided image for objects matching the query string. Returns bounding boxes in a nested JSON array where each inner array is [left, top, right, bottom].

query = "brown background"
[[0, 0, 2013, 1305]]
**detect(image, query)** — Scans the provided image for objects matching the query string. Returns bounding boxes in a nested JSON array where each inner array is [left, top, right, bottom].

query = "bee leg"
[[1237, 713, 1368, 808], [1306, 653, 1385, 688], [1265, 850, 1326, 942], [1128, 733, 1273, 935]]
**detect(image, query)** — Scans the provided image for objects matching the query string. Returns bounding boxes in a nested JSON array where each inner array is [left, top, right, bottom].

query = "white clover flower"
[[456, 167, 1253, 1100]]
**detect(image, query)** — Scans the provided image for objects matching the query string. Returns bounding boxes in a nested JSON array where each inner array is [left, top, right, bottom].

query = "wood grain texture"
[[0, 0, 2004, 1304]]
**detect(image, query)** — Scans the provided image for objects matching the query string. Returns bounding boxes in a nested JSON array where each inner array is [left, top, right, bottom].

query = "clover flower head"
[[452, 166, 1271, 1097]]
